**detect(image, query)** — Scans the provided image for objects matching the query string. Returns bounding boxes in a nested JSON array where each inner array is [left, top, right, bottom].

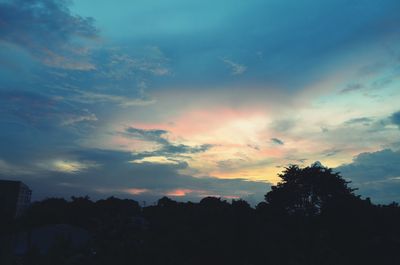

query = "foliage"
[[3, 165, 400, 265], [265, 164, 358, 216]]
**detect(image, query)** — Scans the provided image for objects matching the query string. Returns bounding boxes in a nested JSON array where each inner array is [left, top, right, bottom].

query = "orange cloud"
[[165, 189, 197, 197]]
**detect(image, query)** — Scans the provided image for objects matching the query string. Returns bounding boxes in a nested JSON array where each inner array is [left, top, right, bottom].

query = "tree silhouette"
[[265, 164, 358, 216], [157, 196, 178, 208], [4, 164, 400, 265]]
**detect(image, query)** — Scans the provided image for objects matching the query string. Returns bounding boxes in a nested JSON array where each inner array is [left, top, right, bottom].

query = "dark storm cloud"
[[0, 0, 97, 69], [336, 149, 400, 203]]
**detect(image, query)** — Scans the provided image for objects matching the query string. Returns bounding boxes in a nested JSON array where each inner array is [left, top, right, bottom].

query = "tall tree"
[[265, 164, 358, 216]]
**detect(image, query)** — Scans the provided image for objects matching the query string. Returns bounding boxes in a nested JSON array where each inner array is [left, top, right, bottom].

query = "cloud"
[[123, 126, 213, 161], [71, 91, 156, 107], [0, 159, 33, 175], [271, 138, 284, 145], [36, 46, 167, 109], [247, 144, 260, 151], [390, 111, 400, 128], [1, 148, 270, 204], [371, 78, 393, 90], [0, 90, 98, 128], [124, 127, 169, 145], [2, 0, 400, 206], [323, 149, 341, 157], [336, 149, 400, 203], [86, 46, 171, 94], [337, 149, 400, 181], [217, 158, 249, 171], [36, 159, 99, 174], [221, 58, 247, 75], [270, 119, 297, 133], [344, 117, 374, 126], [161, 143, 212, 155], [0, 0, 98, 69], [107, 48, 170, 77], [0, 90, 102, 175], [340, 83, 364, 94], [61, 113, 98, 126]]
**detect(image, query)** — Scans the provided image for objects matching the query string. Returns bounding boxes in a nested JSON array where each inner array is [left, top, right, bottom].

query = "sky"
[[1, 0, 400, 204]]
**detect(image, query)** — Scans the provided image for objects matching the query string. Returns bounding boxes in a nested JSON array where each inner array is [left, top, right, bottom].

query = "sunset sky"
[[1, 0, 400, 204]]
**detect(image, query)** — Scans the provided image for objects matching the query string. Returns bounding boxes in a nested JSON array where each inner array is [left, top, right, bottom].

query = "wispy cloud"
[[340, 83, 364, 94], [37, 159, 99, 174], [221, 58, 247, 75], [106, 48, 171, 78], [344, 117, 374, 126], [72, 91, 156, 107], [0, 159, 33, 175], [61, 113, 98, 126], [323, 149, 342, 157]]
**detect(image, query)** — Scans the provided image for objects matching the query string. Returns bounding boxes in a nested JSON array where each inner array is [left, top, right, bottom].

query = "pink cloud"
[[123, 188, 150, 195], [165, 189, 193, 197], [132, 107, 267, 140]]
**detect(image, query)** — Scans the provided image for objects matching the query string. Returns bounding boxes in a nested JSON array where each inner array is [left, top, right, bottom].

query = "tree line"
[[1, 164, 400, 265]]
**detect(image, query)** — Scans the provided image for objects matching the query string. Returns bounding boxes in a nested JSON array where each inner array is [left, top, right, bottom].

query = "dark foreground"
[[1, 165, 400, 265]]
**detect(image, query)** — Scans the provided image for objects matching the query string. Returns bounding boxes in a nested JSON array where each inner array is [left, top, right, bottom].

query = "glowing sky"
[[1, 0, 400, 204]]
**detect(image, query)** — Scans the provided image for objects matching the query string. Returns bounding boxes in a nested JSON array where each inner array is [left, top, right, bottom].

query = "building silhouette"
[[0, 180, 31, 219]]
